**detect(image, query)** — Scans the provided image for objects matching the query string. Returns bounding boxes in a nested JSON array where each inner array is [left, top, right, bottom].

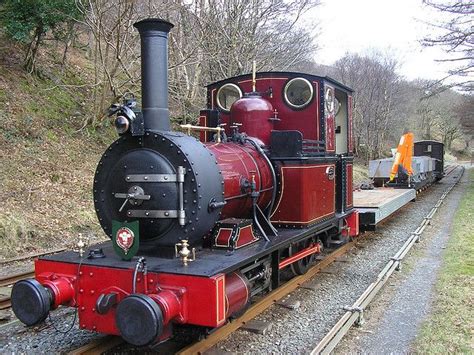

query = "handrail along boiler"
[[11, 18, 359, 346]]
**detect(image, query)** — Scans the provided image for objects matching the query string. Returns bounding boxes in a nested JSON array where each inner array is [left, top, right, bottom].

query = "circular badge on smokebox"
[[112, 221, 139, 260], [117, 227, 134, 254]]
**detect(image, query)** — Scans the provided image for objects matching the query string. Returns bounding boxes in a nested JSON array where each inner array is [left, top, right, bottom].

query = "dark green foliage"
[[2, 0, 78, 42], [0, 0, 80, 71]]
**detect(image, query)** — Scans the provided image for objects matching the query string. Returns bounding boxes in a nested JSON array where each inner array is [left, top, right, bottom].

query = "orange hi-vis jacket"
[[389, 132, 414, 181]]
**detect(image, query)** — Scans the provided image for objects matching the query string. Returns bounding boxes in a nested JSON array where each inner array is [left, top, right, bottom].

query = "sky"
[[305, 0, 455, 81]]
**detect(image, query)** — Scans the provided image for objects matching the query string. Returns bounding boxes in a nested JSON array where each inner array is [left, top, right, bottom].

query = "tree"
[[334, 52, 402, 161], [165, 0, 320, 123], [454, 95, 474, 148], [76, 0, 320, 125], [1, 0, 81, 73], [417, 88, 466, 150], [422, 0, 474, 93], [76, 0, 141, 125]]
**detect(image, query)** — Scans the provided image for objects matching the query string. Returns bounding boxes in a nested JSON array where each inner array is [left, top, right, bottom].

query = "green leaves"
[[1, 0, 79, 43]]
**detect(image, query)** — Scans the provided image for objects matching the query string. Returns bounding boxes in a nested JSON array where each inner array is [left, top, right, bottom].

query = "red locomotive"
[[11, 18, 358, 346]]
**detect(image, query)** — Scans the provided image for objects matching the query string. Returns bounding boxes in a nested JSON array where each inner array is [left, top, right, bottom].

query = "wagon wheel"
[[290, 237, 319, 275]]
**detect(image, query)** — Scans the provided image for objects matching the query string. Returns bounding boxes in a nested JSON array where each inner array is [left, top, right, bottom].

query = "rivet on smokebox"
[[89, 272, 94, 277], [90, 290, 95, 295], [81, 306, 85, 311], [79, 289, 84, 293]]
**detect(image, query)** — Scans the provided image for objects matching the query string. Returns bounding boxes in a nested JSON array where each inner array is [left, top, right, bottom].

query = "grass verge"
[[0, 34, 114, 259], [412, 168, 474, 353]]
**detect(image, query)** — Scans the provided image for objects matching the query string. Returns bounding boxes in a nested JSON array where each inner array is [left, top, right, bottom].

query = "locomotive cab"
[[204, 73, 355, 217]]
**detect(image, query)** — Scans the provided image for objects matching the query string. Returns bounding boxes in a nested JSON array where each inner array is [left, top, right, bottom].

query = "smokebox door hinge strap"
[[125, 174, 178, 182]]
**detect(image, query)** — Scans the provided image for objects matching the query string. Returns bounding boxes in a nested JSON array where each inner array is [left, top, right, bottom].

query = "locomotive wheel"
[[290, 238, 318, 275], [229, 299, 251, 320]]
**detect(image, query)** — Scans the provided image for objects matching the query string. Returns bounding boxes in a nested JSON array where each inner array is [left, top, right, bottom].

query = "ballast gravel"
[[213, 172, 462, 354], [0, 171, 461, 354], [335, 168, 468, 354]]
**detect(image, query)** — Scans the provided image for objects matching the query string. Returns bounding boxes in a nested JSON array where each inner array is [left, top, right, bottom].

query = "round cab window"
[[216, 83, 242, 111], [284, 78, 313, 109]]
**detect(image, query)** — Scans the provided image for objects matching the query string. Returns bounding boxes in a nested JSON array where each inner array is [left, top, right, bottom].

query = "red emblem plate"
[[116, 227, 134, 255]]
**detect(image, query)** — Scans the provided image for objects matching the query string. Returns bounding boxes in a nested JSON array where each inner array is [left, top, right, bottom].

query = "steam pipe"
[[133, 18, 174, 131], [245, 137, 277, 218]]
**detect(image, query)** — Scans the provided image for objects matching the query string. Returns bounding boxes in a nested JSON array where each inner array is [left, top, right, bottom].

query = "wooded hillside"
[[0, 0, 472, 258]]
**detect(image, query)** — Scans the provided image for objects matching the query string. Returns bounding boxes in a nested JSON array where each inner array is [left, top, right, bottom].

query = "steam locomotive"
[[11, 18, 359, 346]]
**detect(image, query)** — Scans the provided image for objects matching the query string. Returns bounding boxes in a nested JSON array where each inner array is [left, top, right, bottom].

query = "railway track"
[[0, 270, 35, 310], [67, 336, 123, 355], [311, 165, 465, 354], [174, 166, 464, 355], [0, 247, 66, 265], [4, 165, 463, 354], [177, 240, 359, 354], [63, 240, 359, 354], [0, 246, 90, 311]]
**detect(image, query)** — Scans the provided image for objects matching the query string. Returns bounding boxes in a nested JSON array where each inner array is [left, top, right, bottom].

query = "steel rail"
[[4, 166, 459, 351], [0, 270, 35, 288], [0, 248, 66, 265], [177, 240, 359, 355], [0, 270, 35, 310], [67, 335, 123, 355], [0, 297, 12, 310], [311, 165, 465, 355]]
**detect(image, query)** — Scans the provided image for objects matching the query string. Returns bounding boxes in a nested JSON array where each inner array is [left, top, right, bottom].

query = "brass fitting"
[[175, 239, 196, 266]]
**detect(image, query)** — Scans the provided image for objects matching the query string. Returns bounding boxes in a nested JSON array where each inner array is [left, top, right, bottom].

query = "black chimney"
[[134, 18, 174, 131]]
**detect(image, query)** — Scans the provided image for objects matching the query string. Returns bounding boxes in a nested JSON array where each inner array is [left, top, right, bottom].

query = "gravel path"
[[335, 167, 469, 354], [0, 170, 463, 354], [212, 170, 465, 354], [0, 307, 103, 354]]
